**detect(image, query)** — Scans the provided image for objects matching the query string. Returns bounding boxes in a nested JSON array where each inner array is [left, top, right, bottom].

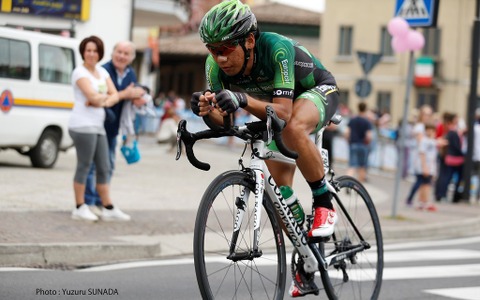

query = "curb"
[[0, 243, 162, 268]]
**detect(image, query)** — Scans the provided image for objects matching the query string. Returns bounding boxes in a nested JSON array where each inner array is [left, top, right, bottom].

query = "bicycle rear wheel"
[[320, 175, 383, 300], [194, 170, 287, 300]]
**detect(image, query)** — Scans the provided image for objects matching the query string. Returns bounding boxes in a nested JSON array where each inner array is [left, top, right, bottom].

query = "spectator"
[[404, 104, 434, 204], [156, 96, 180, 151], [68, 36, 130, 221], [154, 91, 167, 108], [473, 109, 480, 201], [406, 122, 438, 211], [395, 118, 415, 179], [434, 112, 454, 201], [435, 113, 465, 202], [84, 40, 145, 213], [345, 102, 373, 182]]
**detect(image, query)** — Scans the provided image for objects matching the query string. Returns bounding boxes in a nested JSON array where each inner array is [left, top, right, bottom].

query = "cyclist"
[[191, 0, 339, 296]]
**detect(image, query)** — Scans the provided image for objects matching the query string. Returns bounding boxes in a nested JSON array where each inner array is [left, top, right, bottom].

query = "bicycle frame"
[[229, 126, 371, 273], [230, 129, 333, 273]]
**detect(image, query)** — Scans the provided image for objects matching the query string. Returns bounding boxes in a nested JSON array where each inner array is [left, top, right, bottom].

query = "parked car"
[[0, 27, 81, 168]]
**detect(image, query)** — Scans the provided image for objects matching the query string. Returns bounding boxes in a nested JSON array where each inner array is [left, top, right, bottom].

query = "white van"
[[0, 27, 81, 168]]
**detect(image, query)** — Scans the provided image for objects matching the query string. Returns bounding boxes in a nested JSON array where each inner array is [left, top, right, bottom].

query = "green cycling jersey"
[[205, 32, 336, 101]]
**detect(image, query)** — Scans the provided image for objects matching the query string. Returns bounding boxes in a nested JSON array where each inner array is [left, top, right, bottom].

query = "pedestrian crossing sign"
[[394, 0, 439, 27]]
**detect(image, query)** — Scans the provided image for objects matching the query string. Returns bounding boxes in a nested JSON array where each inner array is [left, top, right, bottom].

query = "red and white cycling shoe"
[[308, 207, 337, 238]]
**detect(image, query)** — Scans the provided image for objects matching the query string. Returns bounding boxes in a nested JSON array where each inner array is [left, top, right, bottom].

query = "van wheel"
[[30, 130, 60, 168]]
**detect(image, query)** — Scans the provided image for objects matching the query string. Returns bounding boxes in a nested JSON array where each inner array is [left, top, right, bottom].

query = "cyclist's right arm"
[[191, 56, 229, 125]]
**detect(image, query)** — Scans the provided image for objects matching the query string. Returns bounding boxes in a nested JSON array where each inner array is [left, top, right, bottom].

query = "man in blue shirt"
[[84, 41, 145, 217], [345, 102, 373, 182]]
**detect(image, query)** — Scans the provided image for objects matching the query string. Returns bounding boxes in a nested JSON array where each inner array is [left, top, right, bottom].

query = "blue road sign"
[[394, 0, 439, 27], [355, 79, 372, 98]]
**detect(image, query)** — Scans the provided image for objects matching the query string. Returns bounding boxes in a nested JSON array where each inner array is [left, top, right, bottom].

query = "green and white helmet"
[[199, 0, 257, 44]]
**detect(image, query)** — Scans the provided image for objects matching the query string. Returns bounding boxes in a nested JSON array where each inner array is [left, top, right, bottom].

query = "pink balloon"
[[388, 17, 410, 37], [406, 30, 425, 51], [391, 36, 409, 53]]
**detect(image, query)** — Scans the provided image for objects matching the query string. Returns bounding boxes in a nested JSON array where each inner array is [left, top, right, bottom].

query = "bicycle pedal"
[[295, 281, 319, 296]]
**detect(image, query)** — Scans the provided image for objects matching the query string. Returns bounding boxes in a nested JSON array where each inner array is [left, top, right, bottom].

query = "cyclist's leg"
[[265, 160, 296, 187], [281, 86, 339, 297], [288, 86, 339, 238]]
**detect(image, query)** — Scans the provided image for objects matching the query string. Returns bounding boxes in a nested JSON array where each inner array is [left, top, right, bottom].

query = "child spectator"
[[407, 122, 438, 211]]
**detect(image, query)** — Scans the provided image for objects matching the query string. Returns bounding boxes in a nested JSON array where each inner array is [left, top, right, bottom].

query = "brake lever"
[[266, 112, 273, 145], [175, 120, 186, 161]]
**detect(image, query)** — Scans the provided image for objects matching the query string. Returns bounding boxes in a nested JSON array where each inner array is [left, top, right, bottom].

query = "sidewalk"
[[1, 135, 480, 268]]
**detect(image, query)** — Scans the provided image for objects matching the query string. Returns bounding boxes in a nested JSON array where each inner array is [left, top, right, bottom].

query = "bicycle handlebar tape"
[[202, 115, 224, 131], [274, 133, 298, 159], [223, 115, 233, 131], [186, 145, 210, 171]]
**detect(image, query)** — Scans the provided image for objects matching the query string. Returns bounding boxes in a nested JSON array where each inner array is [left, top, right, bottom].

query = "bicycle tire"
[[319, 175, 384, 300], [194, 170, 287, 299]]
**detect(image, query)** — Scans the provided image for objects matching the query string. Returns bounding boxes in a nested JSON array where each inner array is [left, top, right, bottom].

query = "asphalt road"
[[1, 236, 480, 300]]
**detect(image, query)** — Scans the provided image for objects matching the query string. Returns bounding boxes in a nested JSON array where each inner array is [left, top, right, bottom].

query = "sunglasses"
[[206, 39, 241, 56]]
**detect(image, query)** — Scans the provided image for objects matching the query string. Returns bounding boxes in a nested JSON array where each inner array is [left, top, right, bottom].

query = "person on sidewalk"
[[84, 40, 145, 215], [69, 36, 131, 222], [156, 90, 181, 152], [344, 102, 373, 183], [405, 104, 434, 205], [435, 113, 465, 203], [192, 1, 339, 297], [434, 112, 455, 202], [406, 122, 438, 211], [472, 109, 480, 202]]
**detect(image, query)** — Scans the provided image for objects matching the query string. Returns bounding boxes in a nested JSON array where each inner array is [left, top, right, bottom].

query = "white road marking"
[[326, 264, 480, 281], [424, 287, 480, 300], [385, 236, 480, 250], [384, 249, 480, 262]]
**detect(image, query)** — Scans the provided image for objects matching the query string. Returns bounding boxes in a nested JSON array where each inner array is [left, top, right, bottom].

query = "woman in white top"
[[68, 36, 130, 222]]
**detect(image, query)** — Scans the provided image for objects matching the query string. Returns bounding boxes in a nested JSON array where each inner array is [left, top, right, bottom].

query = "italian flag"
[[414, 56, 434, 87]]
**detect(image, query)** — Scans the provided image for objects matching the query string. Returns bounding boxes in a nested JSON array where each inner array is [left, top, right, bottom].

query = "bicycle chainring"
[[290, 248, 319, 296]]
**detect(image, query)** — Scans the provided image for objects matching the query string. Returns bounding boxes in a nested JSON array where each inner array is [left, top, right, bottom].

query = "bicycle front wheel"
[[194, 170, 287, 300], [320, 175, 383, 300]]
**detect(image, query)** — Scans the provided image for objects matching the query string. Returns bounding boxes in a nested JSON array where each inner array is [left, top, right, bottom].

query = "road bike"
[[176, 106, 383, 299]]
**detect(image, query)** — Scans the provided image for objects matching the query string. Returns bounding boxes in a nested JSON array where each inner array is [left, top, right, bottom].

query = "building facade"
[[321, 0, 479, 124], [0, 0, 134, 64]]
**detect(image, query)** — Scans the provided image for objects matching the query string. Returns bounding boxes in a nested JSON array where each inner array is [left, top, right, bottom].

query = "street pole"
[[392, 50, 415, 218], [462, 0, 480, 201]]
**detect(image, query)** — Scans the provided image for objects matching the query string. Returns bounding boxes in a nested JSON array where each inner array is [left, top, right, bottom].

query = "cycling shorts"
[[267, 84, 339, 151]]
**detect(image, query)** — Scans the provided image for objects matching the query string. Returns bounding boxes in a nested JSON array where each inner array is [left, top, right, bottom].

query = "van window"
[[0, 37, 31, 80], [39, 44, 75, 84]]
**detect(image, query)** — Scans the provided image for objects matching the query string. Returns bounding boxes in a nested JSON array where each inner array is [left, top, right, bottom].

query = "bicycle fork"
[[227, 168, 264, 262]]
